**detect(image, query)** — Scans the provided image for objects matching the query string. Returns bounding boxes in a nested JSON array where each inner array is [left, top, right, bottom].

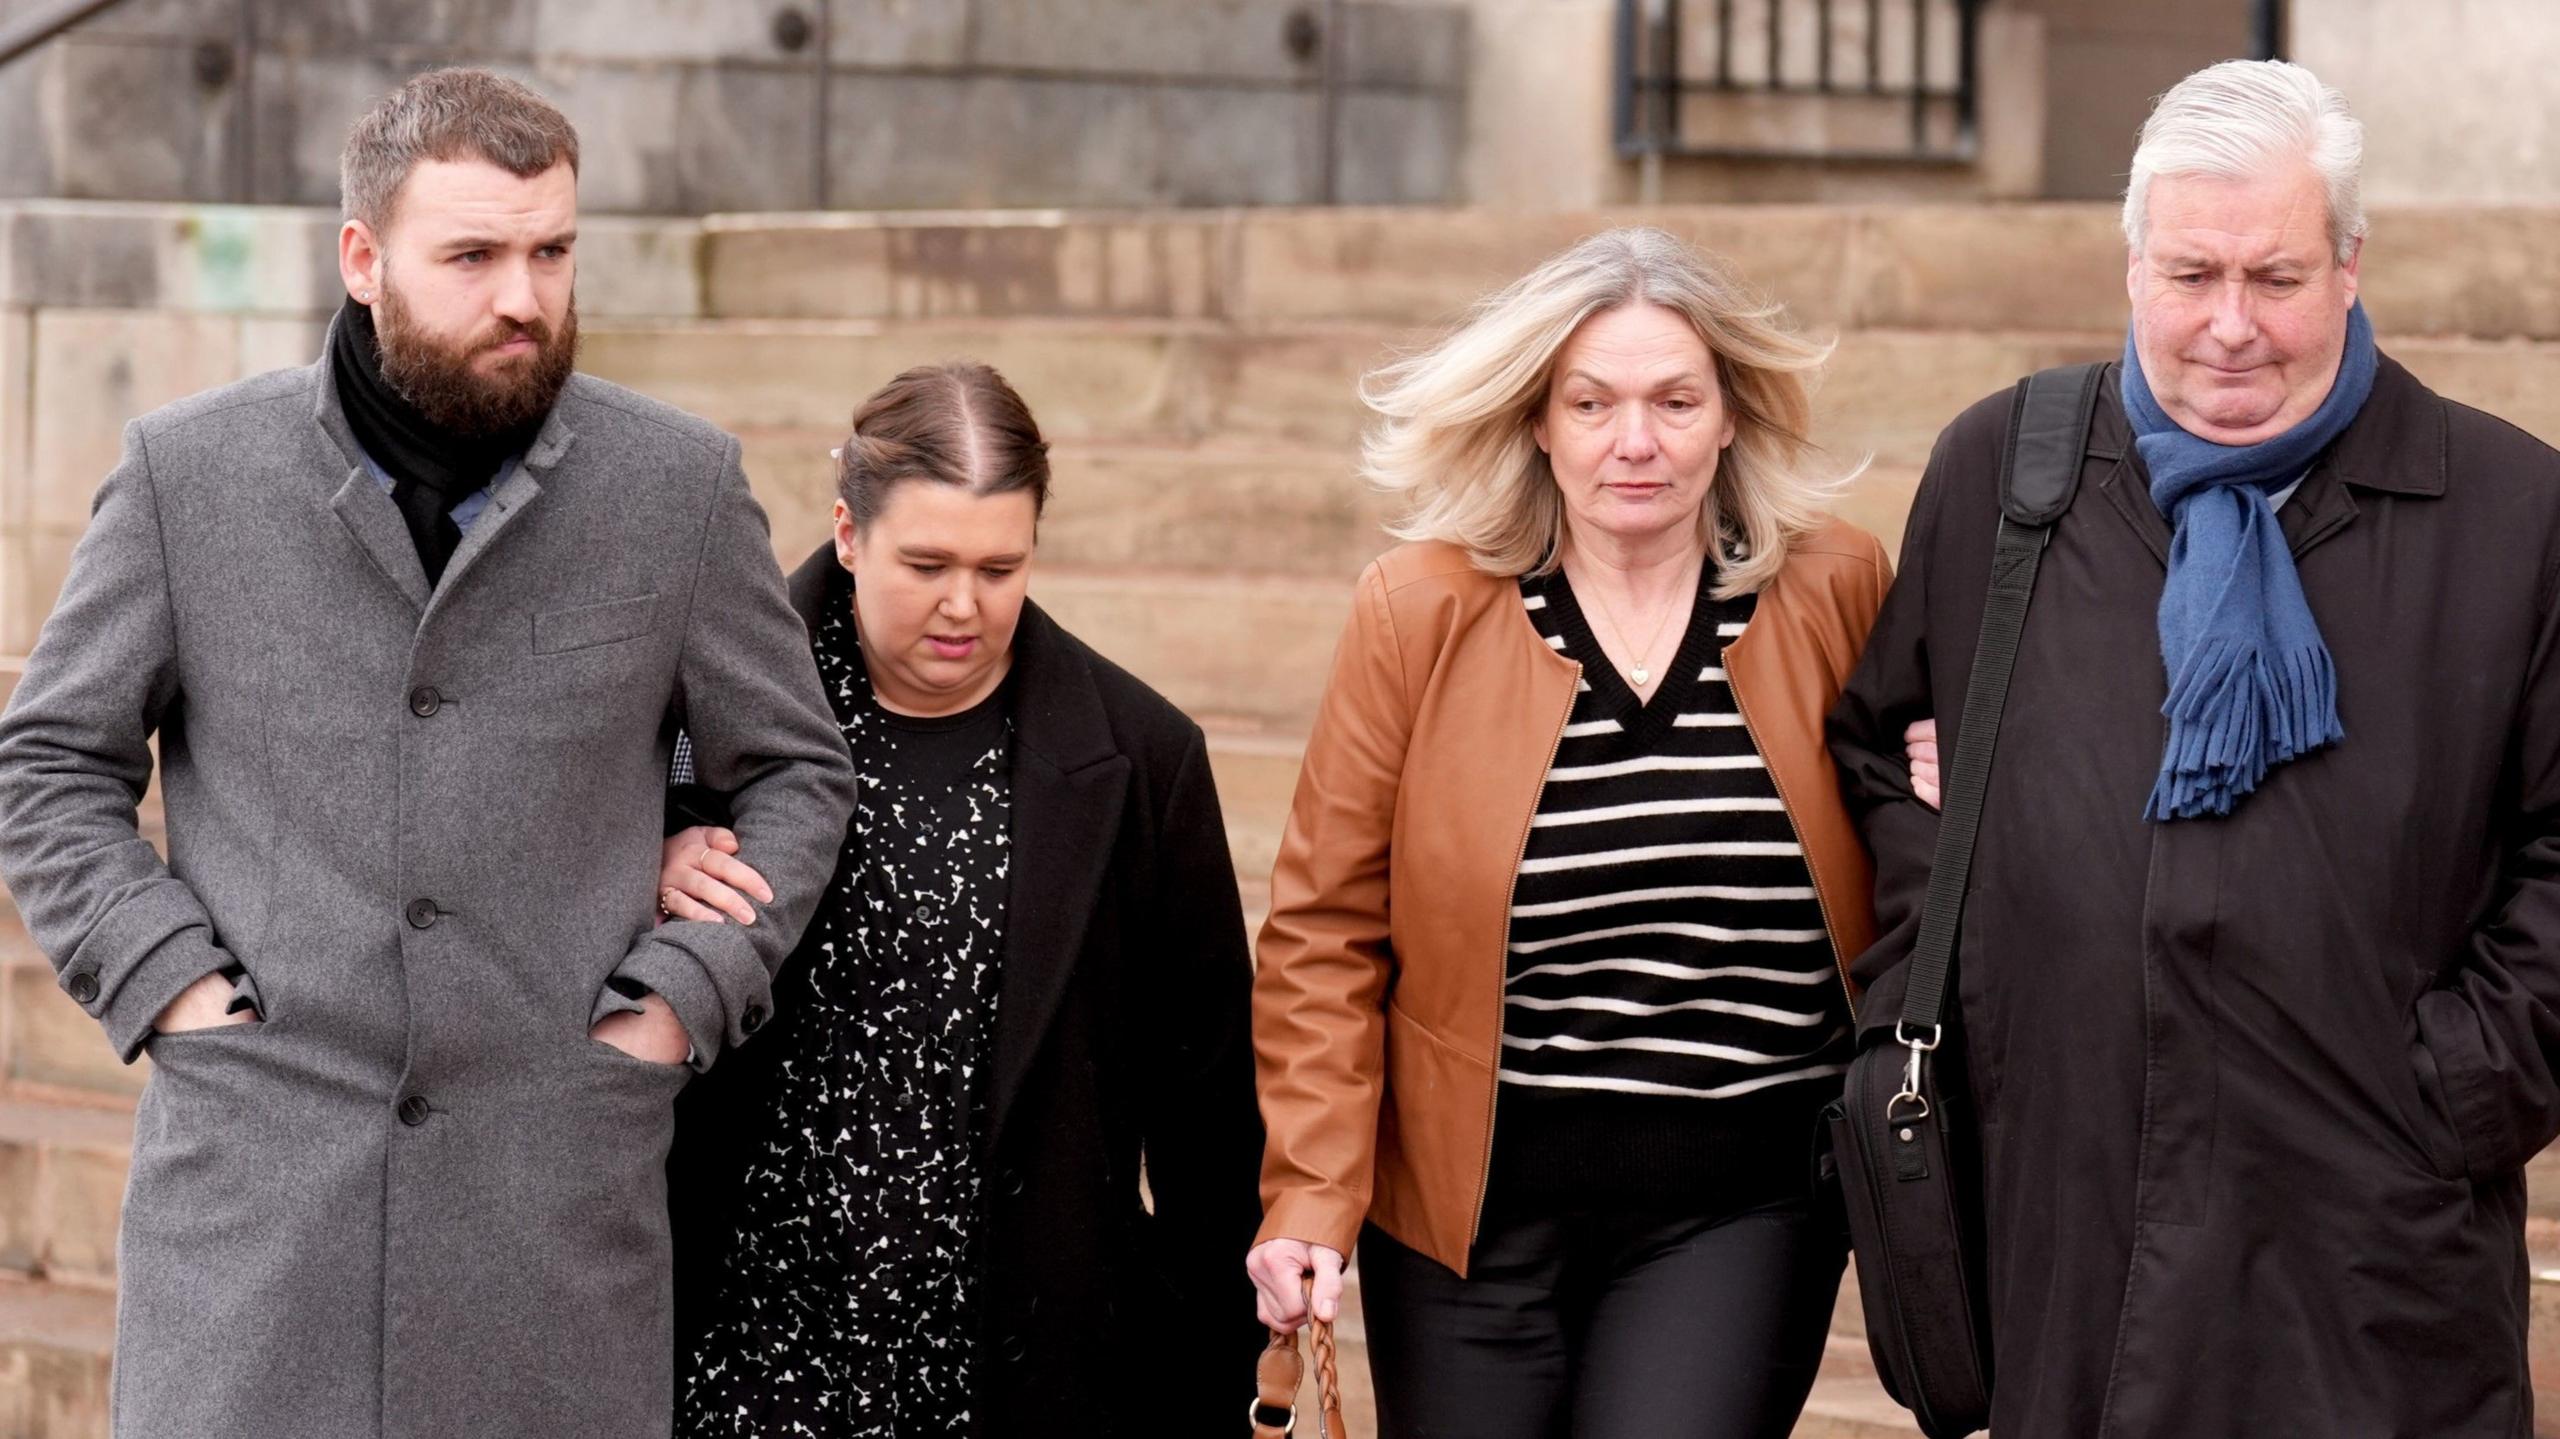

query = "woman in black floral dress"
[[658, 363, 1265, 1437]]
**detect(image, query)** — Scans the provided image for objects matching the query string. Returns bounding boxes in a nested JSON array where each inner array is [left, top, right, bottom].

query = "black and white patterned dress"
[[677, 579, 1013, 1438]]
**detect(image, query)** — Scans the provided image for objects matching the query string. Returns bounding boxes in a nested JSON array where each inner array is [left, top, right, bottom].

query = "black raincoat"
[[1830, 356, 2560, 1437]]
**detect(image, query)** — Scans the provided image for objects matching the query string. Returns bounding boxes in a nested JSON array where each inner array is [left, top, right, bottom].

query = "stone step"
[[693, 204, 2560, 345], [1029, 567, 1349, 733], [580, 319, 2121, 475], [1204, 726, 1305, 891], [0, 1101, 130, 1290], [0, 1278, 112, 1439], [0, 952, 145, 1110]]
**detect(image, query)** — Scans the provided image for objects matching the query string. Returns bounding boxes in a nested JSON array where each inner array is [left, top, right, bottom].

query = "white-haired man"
[[1832, 60, 2560, 1434]]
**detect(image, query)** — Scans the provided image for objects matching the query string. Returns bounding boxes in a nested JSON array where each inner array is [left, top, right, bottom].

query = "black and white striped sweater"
[[1487, 566, 1854, 1207]]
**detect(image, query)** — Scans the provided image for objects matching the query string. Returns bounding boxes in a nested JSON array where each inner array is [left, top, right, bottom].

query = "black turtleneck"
[[327, 300, 535, 586]]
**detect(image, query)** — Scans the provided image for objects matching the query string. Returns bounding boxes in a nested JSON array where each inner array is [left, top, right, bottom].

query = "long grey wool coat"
[[1829, 356, 2560, 1437], [0, 336, 860, 1438]]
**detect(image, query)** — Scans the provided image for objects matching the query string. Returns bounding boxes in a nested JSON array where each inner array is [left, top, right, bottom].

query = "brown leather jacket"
[[1252, 522, 1891, 1272]]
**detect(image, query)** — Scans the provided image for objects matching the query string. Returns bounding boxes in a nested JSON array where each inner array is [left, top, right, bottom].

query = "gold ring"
[[659, 888, 680, 916]]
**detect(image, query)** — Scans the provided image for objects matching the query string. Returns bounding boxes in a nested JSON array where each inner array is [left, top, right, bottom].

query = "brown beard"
[[375, 281, 579, 439]]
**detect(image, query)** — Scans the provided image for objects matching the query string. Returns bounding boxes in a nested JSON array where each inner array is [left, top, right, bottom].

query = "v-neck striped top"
[[1487, 566, 1853, 1207]]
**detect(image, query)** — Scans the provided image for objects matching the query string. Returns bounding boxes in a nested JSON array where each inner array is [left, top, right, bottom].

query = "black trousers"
[[1357, 1198, 1843, 1439]]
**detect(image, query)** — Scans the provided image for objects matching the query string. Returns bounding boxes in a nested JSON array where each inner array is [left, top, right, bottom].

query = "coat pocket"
[[532, 593, 658, 654], [2407, 1030, 2471, 1183]]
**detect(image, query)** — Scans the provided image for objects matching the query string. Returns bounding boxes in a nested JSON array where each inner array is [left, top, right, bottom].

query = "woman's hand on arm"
[[1245, 1238, 1346, 1332], [657, 825, 774, 925], [1905, 718, 1942, 811]]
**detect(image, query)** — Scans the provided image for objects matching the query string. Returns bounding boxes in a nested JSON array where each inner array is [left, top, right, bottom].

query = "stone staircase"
[[11, 199, 2560, 1432]]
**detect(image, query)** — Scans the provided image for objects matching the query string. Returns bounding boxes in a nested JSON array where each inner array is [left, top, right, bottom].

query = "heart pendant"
[[1631, 666, 1650, 686]]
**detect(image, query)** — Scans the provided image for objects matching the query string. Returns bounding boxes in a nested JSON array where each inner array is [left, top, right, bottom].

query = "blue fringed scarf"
[[2124, 302, 2375, 820]]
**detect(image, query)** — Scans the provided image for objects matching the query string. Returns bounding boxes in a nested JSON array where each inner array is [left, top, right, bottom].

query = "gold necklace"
[[1580, 558, 1696, 689]]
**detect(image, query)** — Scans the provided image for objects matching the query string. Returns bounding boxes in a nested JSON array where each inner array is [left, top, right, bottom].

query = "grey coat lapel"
[[306, 335, 576, 618]]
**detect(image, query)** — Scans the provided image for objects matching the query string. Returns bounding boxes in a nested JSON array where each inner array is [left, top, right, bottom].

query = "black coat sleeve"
[[1827, 400, 2001, 1035], [1132, 725, 1269, 1428], [2416, 542, 2560, 1178]]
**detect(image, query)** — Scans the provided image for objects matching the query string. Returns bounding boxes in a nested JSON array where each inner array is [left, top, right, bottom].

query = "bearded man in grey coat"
[[0, 69, 858, 1438]]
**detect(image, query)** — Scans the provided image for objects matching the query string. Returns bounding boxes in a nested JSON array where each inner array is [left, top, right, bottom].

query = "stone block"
[[580, 321, 1192, 441], [1038, 446, 1388, 580], [0, 1284, 114, 1439], [0, 1140, 38, 1273], [0, 203, 336, 314], [531, 0, 797, 63], [0, 309, 30, 537], [573, 216, 703, 319], [705, 214, 1230, 323], [246, 51, 539, 208], [1229, 208, 1588, 325], [29, 310, 245, 532], [1227, 206, 1860, 329], [702, 220, 892, 321], [43, 38, 247, 205], [732, 426, 842, 563], [1814, 328, 2112, 471], [1, 528, 78, 659], [969, 0, 1320, 85], [2362, 209, 2560, 343], [237, 315, 328, 374], [1028, 570, 1347, 729], [0, 59, 44, 200], [1336, 2, 1470, 91], [671, 64, 822, 214], [1833, 463, 1923, 562], [1844, 204, 2127, 333], [530, 60, 689, 216], [828, 0, 971, 69], [1331, 90, 1462, 206], [1156, 86, 1322, 208], [58, 0, 242, 42], [5, 964, 143, 1103], [827, 74, 1170, 210], [1204, 731, 1304, 882], [252, 0, 537, 57], [2392, 338, 2560, 454], [1191, 329, 1394, 447], [33, 1147, 123, 1285]]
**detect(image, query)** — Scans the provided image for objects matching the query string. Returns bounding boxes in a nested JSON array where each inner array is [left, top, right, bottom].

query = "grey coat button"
[[740, 1003, 767, 1035], [405, 899, 438, 929], [408, 687, 442, 718], [65, 969, 98, 1004], [397, 1095, 431, 1127]]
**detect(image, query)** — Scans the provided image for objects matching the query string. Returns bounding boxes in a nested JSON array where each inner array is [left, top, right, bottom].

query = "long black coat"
[[1830, 357, 2560, 1437], [667, 547, 1268, 1435]]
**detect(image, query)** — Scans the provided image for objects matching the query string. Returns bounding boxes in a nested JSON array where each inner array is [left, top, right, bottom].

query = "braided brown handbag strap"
[[1250, 1280, 1349, 1438]]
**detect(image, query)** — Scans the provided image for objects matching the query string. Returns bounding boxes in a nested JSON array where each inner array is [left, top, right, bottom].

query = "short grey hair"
[[2122, 59, 2365, 265], [340, 68, 580, 233]]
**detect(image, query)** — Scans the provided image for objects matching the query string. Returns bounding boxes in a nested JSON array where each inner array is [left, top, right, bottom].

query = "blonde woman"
[[1245, 228, 1889, 1437]]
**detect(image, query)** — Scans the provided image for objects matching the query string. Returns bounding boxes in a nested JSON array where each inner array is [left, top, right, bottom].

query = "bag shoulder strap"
[[1896, 362, 2107, 1034]]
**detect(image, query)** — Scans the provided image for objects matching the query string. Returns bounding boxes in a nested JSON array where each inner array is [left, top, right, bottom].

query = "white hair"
[[2122, 59, 2366, 265]]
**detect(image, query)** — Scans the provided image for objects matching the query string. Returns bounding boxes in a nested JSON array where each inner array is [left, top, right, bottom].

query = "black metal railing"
[[1614, 0, 1986, 163]]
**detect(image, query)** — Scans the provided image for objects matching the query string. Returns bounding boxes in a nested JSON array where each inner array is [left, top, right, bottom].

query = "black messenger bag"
[[1823, 361, 2106, 1439]]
